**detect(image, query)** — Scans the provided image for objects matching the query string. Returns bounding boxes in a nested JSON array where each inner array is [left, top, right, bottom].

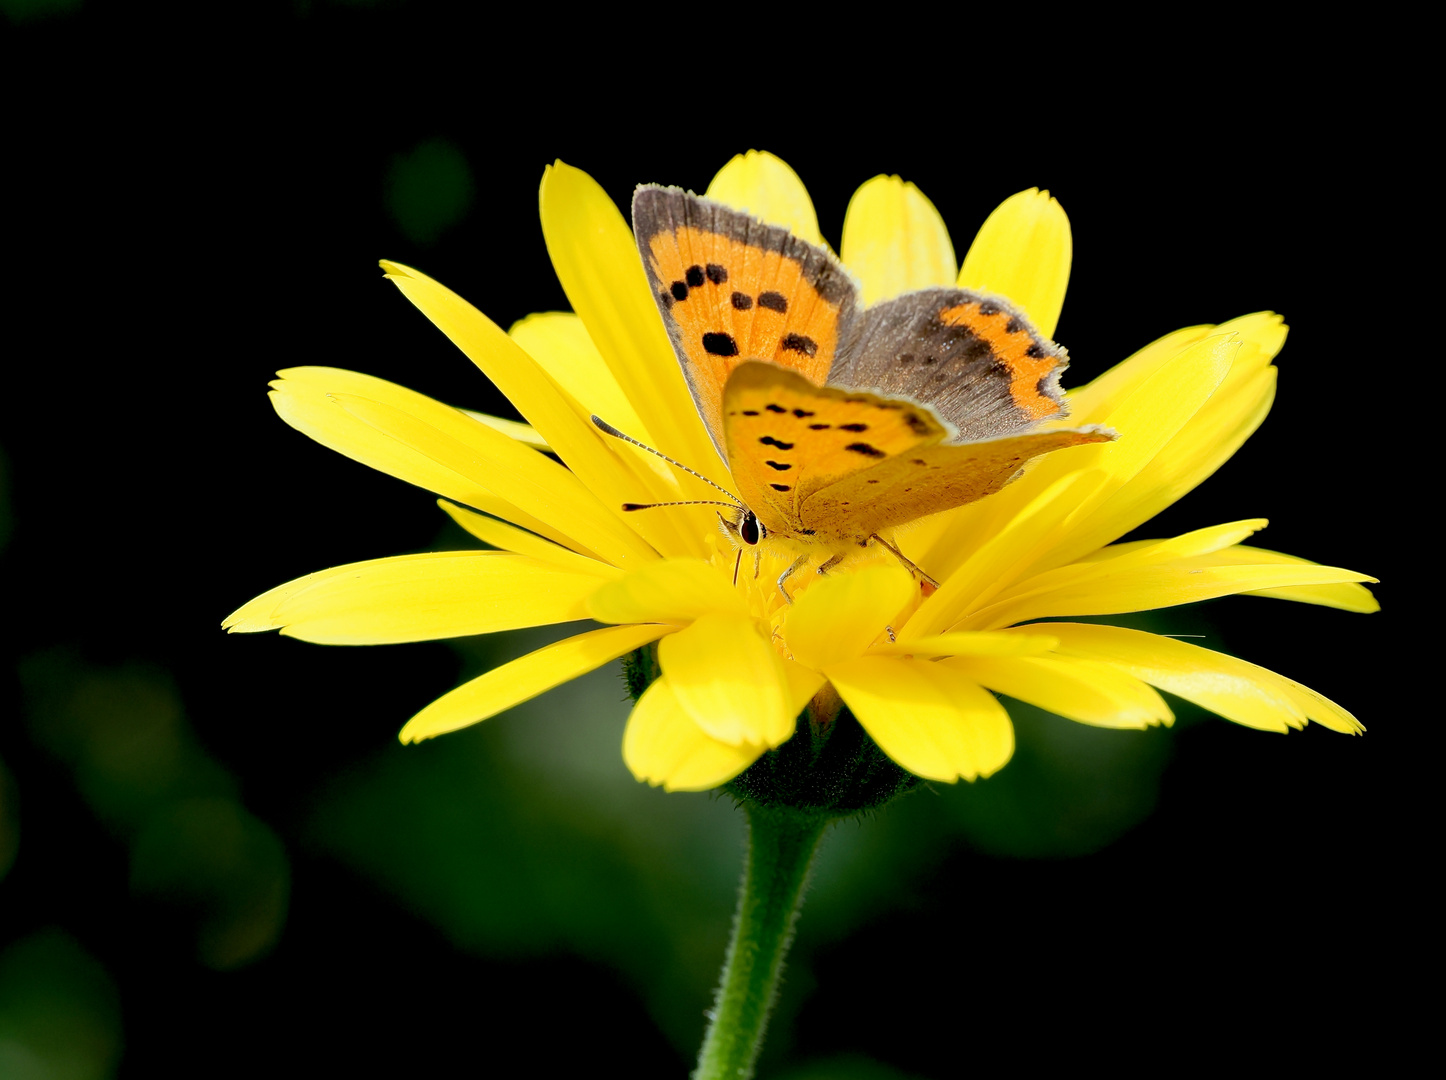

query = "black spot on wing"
[[758, 291, 788, 313], [764, 460, 792, 471], [731, 291, 753, 310], [845, 443, 886, 458], [781, 333, 817, 357], [685, 265, 705, 287], [903, 413, 931, 435], [838, 423, 868, 432], [702, 332, 739, 356], [770, 484, 791, 492], [671, 281, 688, 301], [759, 436, 794, 449], [792, 408, 815, 418], [706, 263, 728, 284], [765, 403, 787, 414], [808, 423, 830, 430]]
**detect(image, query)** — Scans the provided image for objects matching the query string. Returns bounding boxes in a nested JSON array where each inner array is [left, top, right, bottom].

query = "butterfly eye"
[[740, 511, 763, 546]]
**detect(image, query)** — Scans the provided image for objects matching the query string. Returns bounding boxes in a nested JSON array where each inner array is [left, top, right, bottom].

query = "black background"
[[3, 4, 1420, 1076]]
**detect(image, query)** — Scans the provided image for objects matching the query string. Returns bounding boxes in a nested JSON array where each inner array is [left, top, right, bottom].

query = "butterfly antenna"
[[620, 500, 741, 512], [591, 416, 743, 507]]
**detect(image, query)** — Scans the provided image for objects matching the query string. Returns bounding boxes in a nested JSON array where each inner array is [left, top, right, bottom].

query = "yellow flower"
[[224, 152, 1377, 794]]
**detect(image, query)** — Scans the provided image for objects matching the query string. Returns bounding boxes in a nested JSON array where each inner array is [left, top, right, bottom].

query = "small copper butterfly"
[[601, 186, 1112, 593]]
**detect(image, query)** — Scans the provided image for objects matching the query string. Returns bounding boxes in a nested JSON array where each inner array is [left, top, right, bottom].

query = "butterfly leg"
[[776, 553, 811, 605], [815, 552, 845, 576], [870, 534, 940, 589]]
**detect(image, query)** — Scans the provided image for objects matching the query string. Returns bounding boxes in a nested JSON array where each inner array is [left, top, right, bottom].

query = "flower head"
[[225, 152, 1376, 798]]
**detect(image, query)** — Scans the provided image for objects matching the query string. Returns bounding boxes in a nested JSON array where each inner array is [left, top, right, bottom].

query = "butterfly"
[[598, 186, 1112, 595]]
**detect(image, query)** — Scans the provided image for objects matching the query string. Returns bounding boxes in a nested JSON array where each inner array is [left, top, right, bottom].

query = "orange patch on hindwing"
[[938, 300, 1059, 421]]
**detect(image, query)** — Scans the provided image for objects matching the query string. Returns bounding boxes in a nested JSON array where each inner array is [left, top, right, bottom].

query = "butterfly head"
[[717, 506, 765, 548]]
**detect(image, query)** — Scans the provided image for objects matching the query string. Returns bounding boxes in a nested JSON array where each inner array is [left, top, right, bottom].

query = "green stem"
[[694, 803, 828, 1080]]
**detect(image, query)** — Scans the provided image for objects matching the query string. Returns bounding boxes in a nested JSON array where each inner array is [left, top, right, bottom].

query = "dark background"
[[2, 4, 1418, 1077]]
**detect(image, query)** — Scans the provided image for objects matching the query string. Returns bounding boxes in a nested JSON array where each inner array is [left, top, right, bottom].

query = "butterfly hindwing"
[[633, 187, 859, 457], [722, 361, 948, 540], [828, 288, 1071, 442], [800, 427, 1115, 540]]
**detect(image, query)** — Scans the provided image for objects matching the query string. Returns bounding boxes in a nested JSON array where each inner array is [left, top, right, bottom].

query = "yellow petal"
[[623, 677, 764, 791], [509, 311, 650, 446], [270, 366, 597, 557], [946, 654, 1172, 729], [971, 555, 1374, 631], [827, 657, 1013, 782], [1224, 546, 1380, 612], [508, 311, 714, 560], [1086, 539, 1380, 617], [587, 558, 744, 624], [400, 623, 670, 743], [269, 367, 647, 565], [329, 389, 657, 567], [784, 565, 916, 671], [380, 261, 692, 558], [1042, 316, 1288, 566], [438, 500, 620, 577], [905, 468, 1110, 640], [1068, 312, 1286, 426], [780, 658, 828, 718], [460, 410, 550, 451], [912, 333, 1238, 631], [1045, 366, 1277, 566], [539, 162, 723, 480], [979, 517, 1271, 612], [872, 630, 1059, 658], [840, 175, 956, 306], [223, 552, 612, 645], [659, 614, 793, 747], [705, 150, 823, 246], [957, 188, 1071, 340], [1047, 623, 1363, 734]]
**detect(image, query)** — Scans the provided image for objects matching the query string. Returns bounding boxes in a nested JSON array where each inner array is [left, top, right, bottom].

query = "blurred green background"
[[2, 3, 1415, 1077]]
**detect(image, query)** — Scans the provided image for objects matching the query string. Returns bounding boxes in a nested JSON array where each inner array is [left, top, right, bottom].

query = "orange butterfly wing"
[[831, 288, 1073, 441], [721, 361, 947, 540], [632, 186, 857, 457], [634, 189, 1115, 548], [723, 361, 1111, 543], [799, 428, 1114, 540]]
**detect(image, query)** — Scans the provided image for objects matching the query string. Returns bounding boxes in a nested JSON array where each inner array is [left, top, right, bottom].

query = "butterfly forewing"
[[633, 187, 857, 456], [722, 362, 948, 539], [829, 288, 1071, 442]]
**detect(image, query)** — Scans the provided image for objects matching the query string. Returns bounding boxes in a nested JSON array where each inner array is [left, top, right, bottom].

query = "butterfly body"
[[630, 186, 1112, 559]]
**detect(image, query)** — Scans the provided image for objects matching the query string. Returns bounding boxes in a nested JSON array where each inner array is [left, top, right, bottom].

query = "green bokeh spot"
[[386, 138, 474, 245], [1, 0, 82, 24], [0, 929, 123, 1080]]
